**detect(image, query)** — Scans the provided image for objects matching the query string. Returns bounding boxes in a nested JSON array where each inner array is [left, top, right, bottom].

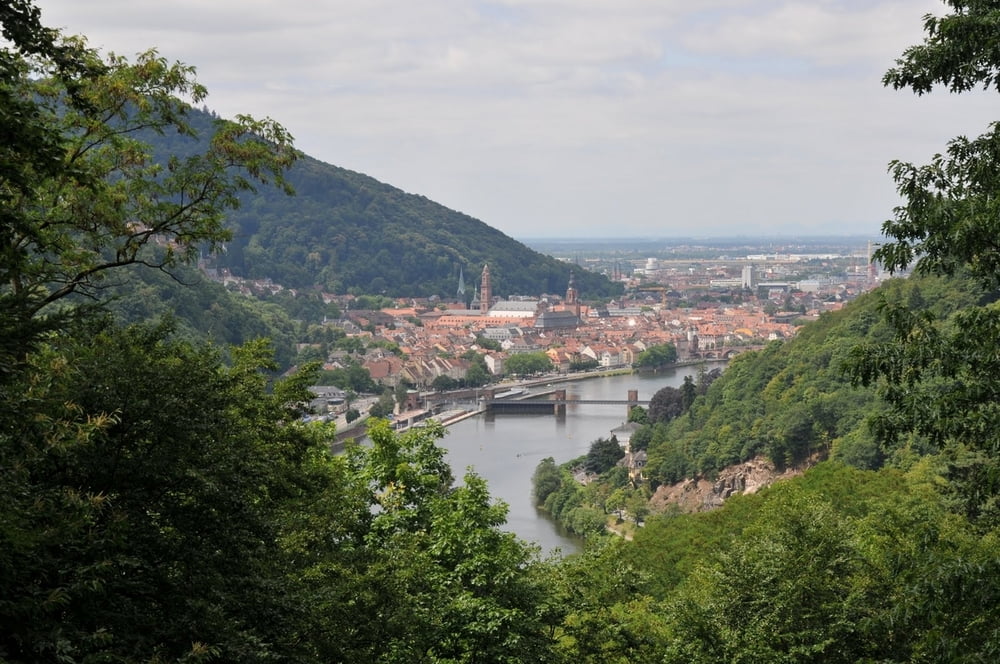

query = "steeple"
[[457, 267, 466, 299], [480, 264, 492, 313], [566, 269, 580, 319]]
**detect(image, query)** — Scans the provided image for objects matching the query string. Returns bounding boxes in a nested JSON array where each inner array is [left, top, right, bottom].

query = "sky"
[[33, 1, 998, 240]]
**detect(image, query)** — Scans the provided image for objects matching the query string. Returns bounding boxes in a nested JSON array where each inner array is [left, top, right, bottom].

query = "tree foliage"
[[324, 421, 557, 662], [12, 4, 1000, 662], [585, 437, 625, 474], [0, 324, 334, 661], [532, 456, 563, 506], [647, 385, 687, 424], [627, 405, 649, 424], [635, 278, 972, 484], [632, 11, 1000, 659], [204, 150, 622, 298], [504, 350, 553, 376], [3, 46, 294, 347], [0, 10, 562, 660], [632, 343, 678, 369], [850, 0, 1000, 526]]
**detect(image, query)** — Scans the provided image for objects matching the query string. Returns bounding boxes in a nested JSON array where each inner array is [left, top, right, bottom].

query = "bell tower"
[[480, 264, 492, 313], [566, 270, 580, 318]]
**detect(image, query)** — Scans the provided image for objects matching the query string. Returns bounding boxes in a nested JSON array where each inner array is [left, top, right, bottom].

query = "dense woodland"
[[4, 1, 1000, 662], [226, 154, 621, 299], [137, 103, 620, 300]]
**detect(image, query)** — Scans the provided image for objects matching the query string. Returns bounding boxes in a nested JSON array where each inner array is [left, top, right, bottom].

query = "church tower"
[[565, 270, 580, 318], [480, 264, 492, 313]]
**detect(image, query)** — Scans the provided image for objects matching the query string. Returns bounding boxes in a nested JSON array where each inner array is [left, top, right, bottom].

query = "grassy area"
[[606, 514, 638, 540]]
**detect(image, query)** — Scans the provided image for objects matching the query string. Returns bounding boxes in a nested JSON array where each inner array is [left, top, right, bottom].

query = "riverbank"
[[333, 358, 725, 443], [441, 365, 729, 554]]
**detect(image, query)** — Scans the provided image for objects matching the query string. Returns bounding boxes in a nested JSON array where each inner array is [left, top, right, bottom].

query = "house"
[[610, 422, 642, 449], [626, 450, 647, 483], [484, 352, 504, 376]]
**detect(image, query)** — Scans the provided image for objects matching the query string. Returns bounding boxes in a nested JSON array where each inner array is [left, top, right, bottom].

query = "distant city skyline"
[[36, 1, 997, 239]]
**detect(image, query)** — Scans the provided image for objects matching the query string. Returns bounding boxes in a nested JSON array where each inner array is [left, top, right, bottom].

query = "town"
[[204, 239, 886, 424]]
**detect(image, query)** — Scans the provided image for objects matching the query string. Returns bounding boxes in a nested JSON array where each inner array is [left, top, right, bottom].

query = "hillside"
[[534, 272, 983, 542], [147, 109, 620, 299], [640, 272, 979, 484], [12, 3, 1000, 660]]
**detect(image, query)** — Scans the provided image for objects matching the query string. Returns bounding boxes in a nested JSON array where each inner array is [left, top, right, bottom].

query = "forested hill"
[[150, 109, 619, 299]]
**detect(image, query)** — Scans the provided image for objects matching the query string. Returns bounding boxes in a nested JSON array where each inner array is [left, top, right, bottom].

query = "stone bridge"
[[682, 344, 767, 361]]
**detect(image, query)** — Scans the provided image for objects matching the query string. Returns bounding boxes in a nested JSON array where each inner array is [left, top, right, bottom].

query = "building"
[[480, 264, 492, 313], [564, 270, 581, 319], [534, 309, 579, 331]]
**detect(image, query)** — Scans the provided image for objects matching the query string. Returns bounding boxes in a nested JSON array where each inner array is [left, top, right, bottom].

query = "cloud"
[[33, 0, 1000, 238]]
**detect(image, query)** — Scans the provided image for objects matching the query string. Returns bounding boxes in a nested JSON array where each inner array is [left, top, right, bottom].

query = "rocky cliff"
[[649, 455, 816, 513]]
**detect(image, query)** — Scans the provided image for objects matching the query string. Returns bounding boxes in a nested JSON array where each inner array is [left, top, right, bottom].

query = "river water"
[[439, 363, 725, 555]]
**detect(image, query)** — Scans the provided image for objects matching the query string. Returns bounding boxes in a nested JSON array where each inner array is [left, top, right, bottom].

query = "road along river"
[[438, 363, 726, 555]]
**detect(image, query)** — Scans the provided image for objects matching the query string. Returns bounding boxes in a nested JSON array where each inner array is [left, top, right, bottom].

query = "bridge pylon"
[[554, 389, 566, 418]]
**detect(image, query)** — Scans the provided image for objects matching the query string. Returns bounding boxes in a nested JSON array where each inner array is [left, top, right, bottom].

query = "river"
[[439, 363, 726, 555]]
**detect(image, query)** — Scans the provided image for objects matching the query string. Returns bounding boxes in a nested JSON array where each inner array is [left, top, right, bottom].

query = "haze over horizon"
[[36, 1, 996, 240]]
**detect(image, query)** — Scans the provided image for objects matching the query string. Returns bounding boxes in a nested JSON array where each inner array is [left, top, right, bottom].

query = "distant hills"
[[152, 109, 621, 300]]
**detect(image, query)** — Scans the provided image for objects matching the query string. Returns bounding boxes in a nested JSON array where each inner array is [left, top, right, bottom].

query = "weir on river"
[[483, 387, 649, 418], [440, 363, 727, 555]]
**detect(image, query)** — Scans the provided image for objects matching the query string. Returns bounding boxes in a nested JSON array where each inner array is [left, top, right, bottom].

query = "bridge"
[[482, 388, 647, 418], [682, 344, 768, 361]]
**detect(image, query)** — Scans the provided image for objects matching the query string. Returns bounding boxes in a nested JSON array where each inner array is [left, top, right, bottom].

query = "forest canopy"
[[7, 1, 1000, 661]]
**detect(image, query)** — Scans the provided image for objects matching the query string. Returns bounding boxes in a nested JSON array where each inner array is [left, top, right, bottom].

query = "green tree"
[[648, 460, 1000, 663], [2, 47, 294, 345], [394, 380, 411, 410], [625, 489, 651, 525], [0, 8, 567, 663], [628, 423, 655, 453], [431, 374, 459, 392], [607, 488, 628, 519], [504, 351, 553, 376], [567, 506, 608, 537], [0, 8, 306, 659], [633, 343, 678, 369], [325, 421, 558, 662], [1, 323, 334, 661], [570, 357, 600, 372], [849, 0, 1000, 524], [585, 436, 625, 474], [663, 493, 869, 663], [321, 360, 376, 393], [681, 375, 697, 409], [334, 335, 366, 354], [648, 385, 686, 423], [548, 538, 668, 663], [628, 405, 649, 424], [464, 361, 490, 387], [532, 457, 563, 506], [369, 390, 396, 418], [0, 4, 102, 347], [475, 335, 501, 351]]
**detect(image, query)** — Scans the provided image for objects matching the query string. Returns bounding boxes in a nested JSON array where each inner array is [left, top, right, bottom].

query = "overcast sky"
[[35, 1, 997, 240]]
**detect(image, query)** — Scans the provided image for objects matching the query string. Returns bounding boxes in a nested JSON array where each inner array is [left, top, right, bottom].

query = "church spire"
[[566, 269, 580, 319], [480, 264, 492, 313]]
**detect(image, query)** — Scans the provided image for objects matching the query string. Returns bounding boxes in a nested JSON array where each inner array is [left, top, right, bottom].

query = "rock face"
[[648, 456, 811, 513]]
